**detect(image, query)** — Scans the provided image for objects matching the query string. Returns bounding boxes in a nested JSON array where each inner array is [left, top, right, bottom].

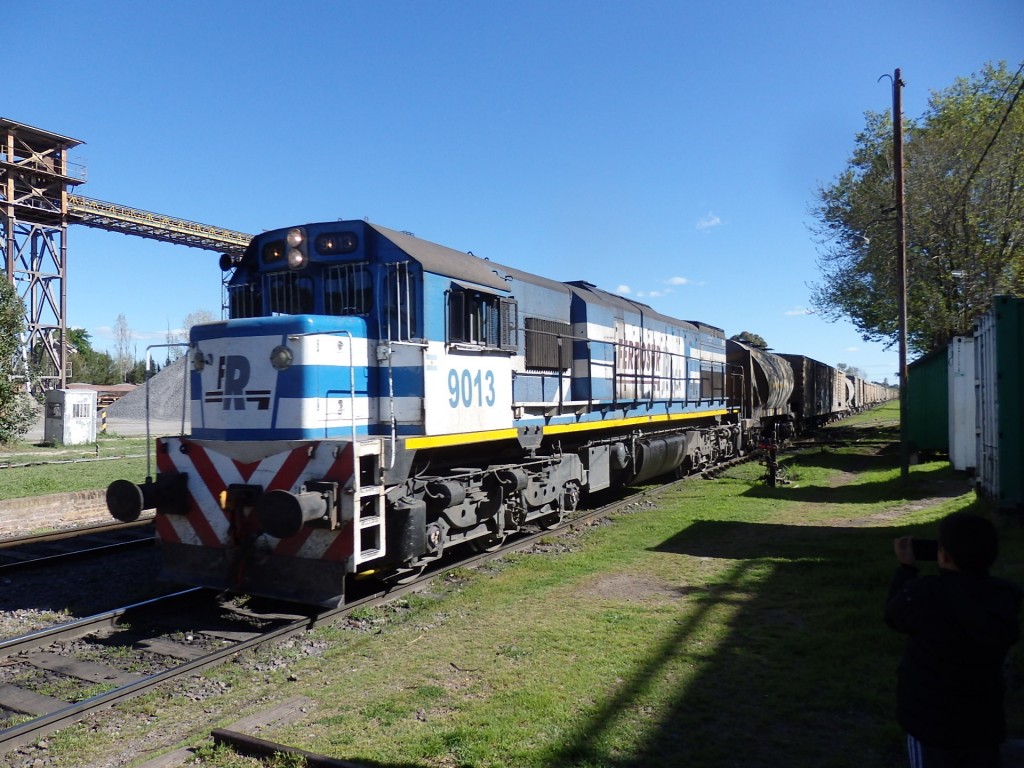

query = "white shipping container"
[[947, 336, 975, 473]]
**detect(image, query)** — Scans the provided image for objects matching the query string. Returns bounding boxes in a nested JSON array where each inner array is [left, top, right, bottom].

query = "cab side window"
[[448, 287, 516, 350]]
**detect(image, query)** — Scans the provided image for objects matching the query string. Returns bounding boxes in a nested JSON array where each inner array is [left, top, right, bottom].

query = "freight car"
[[777, 354, 851, 431], [726, 339, 794, 443], [107, 221, 743, 605], [729, 346, 891, 437]]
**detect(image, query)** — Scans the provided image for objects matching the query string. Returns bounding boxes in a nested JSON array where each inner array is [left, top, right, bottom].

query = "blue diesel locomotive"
[[107, 220, 742, 604]]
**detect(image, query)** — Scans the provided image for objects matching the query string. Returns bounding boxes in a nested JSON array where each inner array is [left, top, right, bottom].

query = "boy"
[[886, 511, 1021, 767]]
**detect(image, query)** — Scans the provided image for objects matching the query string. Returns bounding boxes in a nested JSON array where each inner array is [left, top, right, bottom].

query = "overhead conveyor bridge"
[[2, 116, 254, 392], [67, 194, 251, 255]]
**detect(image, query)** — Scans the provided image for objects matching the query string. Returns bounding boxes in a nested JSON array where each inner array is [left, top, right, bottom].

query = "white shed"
[[43, 389, 98, 445]]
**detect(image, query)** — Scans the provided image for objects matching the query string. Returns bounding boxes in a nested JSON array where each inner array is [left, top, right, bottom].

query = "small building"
[[43, 389, 97, 445]]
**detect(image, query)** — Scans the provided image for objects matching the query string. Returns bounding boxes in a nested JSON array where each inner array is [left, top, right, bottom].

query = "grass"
[[0, 433, 150, 501], [29, 403, 1024, 766]]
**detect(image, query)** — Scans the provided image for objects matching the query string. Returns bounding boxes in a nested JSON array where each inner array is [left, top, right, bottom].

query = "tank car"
[[725, 339, 795, 444], [107, 221, 741, 605]]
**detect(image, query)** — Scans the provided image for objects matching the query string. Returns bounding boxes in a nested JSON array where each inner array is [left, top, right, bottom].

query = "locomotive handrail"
[[143, 343, 192, 478], [383, 340, 397, 470], [286, 330, 358, 448]]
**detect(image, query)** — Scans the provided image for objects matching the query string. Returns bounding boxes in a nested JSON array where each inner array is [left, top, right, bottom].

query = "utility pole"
[[892, 68, 910, 483]]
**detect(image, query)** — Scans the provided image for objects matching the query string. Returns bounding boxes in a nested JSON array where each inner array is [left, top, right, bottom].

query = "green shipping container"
[[975, 295, 1024, 513], [906, 347, 949, 455]]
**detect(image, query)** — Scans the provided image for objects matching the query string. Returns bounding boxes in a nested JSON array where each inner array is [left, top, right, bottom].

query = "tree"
[[180, 309, 217, 343], [0, 279, 37, 443], [67, 327, 118, 385], [809, 61, 1024, 356], [167, 309, 218, 363], [113, 314, 134, 382], [729, 331, 769, 350]]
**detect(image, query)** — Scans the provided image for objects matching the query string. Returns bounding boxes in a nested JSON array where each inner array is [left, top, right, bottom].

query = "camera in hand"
[[912, 538, 939, 561]]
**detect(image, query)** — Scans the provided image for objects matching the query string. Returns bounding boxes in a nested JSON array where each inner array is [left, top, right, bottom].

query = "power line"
[[948, 61, 1024, 214]]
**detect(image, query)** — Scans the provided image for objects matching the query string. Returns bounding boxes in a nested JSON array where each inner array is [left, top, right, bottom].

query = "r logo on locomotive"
[[203, 354, 271, 410]]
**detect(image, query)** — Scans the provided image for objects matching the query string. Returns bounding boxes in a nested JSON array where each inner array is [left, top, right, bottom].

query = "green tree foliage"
[[729, 331, 769, 350], [67, 328, 118, 385], [810, 61, 1024, 355], [0, 279, 37, 443]]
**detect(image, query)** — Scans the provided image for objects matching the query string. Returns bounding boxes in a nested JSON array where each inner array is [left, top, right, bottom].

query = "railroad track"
[[0, 588, 325, 753], [0, 519, 155, 575], [0, 452, 763, 756]]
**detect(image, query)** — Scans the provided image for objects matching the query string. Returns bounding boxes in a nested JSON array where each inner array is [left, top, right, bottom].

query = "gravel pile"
[[106, 356, 192, 422]]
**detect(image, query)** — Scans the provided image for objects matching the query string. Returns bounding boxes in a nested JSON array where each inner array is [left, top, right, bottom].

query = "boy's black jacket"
[[885, 565, 1022, 748]]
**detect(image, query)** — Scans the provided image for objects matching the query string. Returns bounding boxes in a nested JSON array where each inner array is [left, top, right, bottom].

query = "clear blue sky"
[[6, 1, 1021, 382]]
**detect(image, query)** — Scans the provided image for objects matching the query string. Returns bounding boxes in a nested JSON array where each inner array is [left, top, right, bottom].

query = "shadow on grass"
[[784, 445, 900, 472], [544, 514, 996, 768], [744, 462, 973, 506]]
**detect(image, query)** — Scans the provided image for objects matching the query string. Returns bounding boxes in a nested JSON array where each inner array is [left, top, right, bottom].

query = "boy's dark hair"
[[938, 512, 999, 575]]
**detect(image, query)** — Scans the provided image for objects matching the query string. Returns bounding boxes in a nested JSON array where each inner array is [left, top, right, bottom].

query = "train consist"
[[106, 221, 893, 605]]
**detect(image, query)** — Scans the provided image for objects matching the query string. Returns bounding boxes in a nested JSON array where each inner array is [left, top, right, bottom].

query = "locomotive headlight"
[[193, 348, 206, 371], [286, 228, 308, 269], [270, 344, 294, 371]]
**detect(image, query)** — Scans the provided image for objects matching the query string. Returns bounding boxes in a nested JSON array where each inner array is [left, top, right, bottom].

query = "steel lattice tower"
[[0, 118, 85, 393], [2, 117, 251, 395]]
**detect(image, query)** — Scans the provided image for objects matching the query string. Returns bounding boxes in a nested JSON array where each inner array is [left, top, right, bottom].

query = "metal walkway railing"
[[67, 194, 252, 254]]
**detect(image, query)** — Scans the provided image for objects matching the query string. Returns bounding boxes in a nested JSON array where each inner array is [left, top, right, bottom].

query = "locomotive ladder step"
[[346, 440, 386, 567], [354, 485, 383, 499]]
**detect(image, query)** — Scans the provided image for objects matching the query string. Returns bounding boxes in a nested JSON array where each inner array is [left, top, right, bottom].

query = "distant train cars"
[[726, 343, 892, 441], [905, 295, 1024, 513], [106, 220, 895, 605]]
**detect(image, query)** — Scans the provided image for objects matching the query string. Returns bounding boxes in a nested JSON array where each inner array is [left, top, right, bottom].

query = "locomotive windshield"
[[226, 224, 421, 342], [227, 262, 373, 319]]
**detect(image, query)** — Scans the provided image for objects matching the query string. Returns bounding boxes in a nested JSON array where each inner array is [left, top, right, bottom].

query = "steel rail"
[[0, 588, 206, 659], [0, 518, 153, 549], [0, 537, 154, 576], [0, 520, 155, 575], [0, 454, 759, 755]]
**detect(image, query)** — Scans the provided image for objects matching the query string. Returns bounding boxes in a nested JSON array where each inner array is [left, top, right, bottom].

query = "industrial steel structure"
[[1, 118, 250, 392]]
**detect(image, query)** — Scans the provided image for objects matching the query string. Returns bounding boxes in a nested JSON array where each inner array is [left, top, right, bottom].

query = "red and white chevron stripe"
[[153, 437, 356, 567]]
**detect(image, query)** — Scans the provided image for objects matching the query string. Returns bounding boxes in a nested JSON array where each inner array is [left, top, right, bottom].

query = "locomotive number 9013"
[[448, 368, 497, 408]]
